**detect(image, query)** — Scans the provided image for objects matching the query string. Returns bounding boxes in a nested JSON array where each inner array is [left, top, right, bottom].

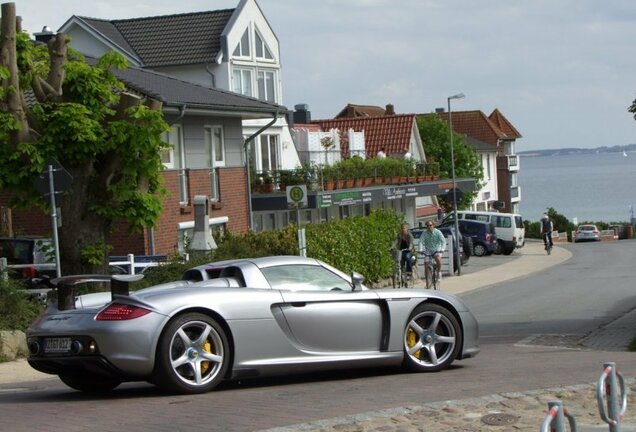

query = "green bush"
[[0, 276, 44, 332], [135, 209, 402, 287]]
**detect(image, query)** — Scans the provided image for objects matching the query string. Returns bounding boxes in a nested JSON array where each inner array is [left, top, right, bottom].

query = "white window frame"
[[257, 134, 280, 172], [254, 29, 274, 61], [232, 28, 251, 58], [161, 124, 184, 169], [205, 125, 225, 167], [257, 70, 276, 103], [232, 68, 253, 97]]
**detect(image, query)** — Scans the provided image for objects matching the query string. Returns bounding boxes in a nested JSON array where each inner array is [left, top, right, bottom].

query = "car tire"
[[154, 312, 230, 394], [402, 303, 462, 372], [494, 239, 505, 255], [473, 243, 487, 257], [59, 373, 121, 393], [462, 236, 472, 257]]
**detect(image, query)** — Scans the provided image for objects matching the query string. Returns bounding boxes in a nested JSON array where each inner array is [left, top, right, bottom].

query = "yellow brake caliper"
[[201, 340, 212, 374], [406, 327, 421, 359]]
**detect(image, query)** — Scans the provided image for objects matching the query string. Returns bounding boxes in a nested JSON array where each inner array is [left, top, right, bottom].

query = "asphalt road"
[[1, 240, 634, 432]]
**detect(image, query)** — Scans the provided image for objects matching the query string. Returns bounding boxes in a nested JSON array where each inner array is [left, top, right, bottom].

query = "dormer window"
[[255, 31, 273, 60], [233, 28, 250, 57]]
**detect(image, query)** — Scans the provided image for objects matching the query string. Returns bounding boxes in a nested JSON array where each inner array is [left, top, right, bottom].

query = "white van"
[[440, 211, 525, 255]]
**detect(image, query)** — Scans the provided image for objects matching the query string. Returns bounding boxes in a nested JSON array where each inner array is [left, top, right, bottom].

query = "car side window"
[[261, 264, 351, 292]]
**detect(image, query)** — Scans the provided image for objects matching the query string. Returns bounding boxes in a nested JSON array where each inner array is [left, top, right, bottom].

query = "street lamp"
[[447, 92, 465, 275]]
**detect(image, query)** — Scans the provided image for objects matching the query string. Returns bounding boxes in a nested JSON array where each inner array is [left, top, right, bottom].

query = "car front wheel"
[[154, 313, 230, 394], [403, 304, 462, 372]]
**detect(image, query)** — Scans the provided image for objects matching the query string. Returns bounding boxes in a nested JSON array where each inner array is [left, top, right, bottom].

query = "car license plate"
[[44, 337, 72, 353]]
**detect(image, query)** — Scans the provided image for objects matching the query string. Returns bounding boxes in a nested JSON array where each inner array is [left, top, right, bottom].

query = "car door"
[[260, 263, 385, 352]]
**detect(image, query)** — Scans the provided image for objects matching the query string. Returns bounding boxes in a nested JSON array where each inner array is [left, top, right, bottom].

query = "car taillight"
[[96, 303, 151, 321], [22, 266, 37, 279]]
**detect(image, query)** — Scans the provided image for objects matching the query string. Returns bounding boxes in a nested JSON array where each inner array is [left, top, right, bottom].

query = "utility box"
[[190, 195, 217, 251]]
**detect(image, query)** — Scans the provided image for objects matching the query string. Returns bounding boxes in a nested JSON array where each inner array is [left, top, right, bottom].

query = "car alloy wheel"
[[403, 304, 462, 372], [155, 312, 230, 394], [473, 243, 487, 257]]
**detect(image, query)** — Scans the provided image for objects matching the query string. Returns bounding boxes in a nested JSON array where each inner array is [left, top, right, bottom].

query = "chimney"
[[435, 107, 445, 113], [293, 103, 311, 124], [33, 26, 55, 43], [385, 104, 395, 115]]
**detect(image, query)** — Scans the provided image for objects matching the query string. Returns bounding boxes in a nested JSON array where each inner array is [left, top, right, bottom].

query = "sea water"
[[518, 151, 636, 224]]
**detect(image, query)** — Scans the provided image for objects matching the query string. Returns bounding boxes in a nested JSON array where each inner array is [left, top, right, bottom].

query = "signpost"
[[33, 157, 72, 278], [287, 185, 308, 257]]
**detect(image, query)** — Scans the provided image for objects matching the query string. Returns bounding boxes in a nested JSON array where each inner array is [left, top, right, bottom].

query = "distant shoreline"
[[518, 144, 635, 158]]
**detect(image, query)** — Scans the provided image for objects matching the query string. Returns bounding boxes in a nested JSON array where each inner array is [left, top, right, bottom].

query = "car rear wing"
[[52, 274, 144, 310]]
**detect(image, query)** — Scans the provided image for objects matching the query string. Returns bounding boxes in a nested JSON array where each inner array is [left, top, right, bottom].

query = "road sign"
[[446, 187, 463, 205], [34, 157, 73, 196], [286, 185, 308, 208]]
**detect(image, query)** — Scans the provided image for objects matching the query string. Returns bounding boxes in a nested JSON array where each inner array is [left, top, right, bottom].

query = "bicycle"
[[421, 251, 441, 290], [543, 232, 552, 255], [392, 248, 416, 288]]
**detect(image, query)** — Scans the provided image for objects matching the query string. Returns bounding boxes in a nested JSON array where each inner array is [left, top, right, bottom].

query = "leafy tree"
[[630, 95, 636, 120], [0, 3, 169, 273], [416, 115, 484, 210]]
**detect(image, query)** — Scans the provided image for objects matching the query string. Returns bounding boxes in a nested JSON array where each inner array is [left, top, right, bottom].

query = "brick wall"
[[1, 167, 252, 257]]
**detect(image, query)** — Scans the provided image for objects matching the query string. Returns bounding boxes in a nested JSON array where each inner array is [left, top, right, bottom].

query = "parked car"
[[0, 236, 55, 287], [26, 256, 480, 394], [439, 220, 497, 257], [411, 225, 470, 272], [574, 224, 601, 242], [440, 211, 525, 255]]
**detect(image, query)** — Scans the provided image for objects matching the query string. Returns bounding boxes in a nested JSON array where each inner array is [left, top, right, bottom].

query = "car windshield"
[[261, 264, 351, 292]]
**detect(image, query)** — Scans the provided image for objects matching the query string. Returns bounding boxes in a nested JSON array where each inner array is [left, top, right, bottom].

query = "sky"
[[8, 0, 636, 151]]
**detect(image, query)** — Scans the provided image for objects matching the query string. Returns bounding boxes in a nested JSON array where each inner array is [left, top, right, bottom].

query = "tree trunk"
[[0, 2, 30, 145], [58, 165, 111, 275]]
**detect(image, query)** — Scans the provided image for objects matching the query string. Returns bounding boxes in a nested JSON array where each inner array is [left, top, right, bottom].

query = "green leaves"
[[417, 115, 483, 210]]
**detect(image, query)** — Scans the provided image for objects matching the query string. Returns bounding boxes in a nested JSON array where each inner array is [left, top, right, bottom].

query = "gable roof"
[[67, 10, 235, 67], [488, 109, 522, 139], [334, 103, 389, 119], [312, 114, 416, 158], [84, 56, 284, 117], [433, 110, 511, 147]]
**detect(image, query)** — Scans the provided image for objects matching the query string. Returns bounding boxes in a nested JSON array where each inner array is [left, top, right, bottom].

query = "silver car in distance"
[[27, 256, 479, 394]]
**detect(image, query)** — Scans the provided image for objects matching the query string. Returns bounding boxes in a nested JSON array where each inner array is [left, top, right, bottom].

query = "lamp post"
[[447, 92, 465, 275]]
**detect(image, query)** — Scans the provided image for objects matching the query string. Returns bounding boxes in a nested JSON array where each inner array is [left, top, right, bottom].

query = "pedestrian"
[[418, 220, 447, 280], [394, 222, 415, 275], [540, 214, 553, 250]]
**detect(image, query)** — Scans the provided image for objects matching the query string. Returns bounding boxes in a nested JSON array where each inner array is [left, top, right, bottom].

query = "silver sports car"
[[27, 256, 479, 394]]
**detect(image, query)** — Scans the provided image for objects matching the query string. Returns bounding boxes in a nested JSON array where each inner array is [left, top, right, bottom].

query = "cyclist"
[[540, 214, 554, 251], [418, 221, 447, 281], [394, 223, 416, 276]]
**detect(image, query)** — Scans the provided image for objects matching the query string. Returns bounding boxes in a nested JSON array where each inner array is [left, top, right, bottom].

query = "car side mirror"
[[351, 272, 365, 291]]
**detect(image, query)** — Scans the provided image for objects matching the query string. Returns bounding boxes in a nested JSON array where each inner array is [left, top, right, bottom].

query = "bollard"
[[540, 400, 577, 432], [597, 362, 627, 432]]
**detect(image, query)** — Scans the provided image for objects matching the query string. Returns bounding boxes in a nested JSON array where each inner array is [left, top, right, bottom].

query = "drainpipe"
[[244, 111, 282, 231], [148, 104, 188, 254], [205, 64, 216, 88]]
